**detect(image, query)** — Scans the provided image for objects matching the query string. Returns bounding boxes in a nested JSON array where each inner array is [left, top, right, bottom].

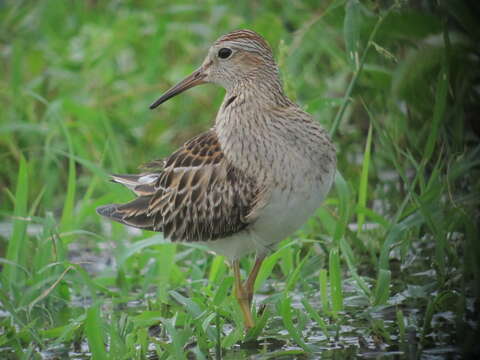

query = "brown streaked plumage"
[[97, 29, 336, 329], [98, 130, 260, 242]]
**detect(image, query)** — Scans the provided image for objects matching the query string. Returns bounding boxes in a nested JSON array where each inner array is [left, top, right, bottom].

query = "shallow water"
[[0, 235, 473, 360]]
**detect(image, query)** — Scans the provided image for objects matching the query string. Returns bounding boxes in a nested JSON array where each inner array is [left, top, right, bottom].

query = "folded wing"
[[97, 130, 261, 242]]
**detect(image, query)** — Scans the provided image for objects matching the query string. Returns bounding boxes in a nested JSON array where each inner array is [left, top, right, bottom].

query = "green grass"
[[1, 0, 480, 359]]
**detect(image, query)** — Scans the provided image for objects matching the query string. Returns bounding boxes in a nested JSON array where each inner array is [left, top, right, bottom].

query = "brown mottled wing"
[[96, 130, 260, 242]]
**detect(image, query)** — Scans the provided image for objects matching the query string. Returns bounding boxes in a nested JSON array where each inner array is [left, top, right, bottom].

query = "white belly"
[[201, 170, 335, 259]]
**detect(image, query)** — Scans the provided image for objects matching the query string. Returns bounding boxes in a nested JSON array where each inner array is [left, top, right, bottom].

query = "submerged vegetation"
[[1, 0, 479, 358]]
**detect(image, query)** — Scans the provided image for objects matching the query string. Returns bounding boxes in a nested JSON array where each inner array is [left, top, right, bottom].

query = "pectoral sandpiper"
[[97, 29, 336, 329]]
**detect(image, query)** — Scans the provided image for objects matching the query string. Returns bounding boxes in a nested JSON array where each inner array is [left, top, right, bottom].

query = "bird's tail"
[[96, 196, 156, 231]]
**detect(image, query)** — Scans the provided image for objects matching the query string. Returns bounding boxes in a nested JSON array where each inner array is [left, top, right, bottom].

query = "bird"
[[97, 29, 336, 329]]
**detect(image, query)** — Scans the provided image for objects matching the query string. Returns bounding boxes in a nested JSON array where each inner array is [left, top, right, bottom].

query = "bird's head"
[[150, 29, 277, 109]]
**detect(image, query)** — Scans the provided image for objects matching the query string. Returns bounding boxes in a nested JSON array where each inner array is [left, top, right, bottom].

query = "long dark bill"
[[149, 68, 206, 109]]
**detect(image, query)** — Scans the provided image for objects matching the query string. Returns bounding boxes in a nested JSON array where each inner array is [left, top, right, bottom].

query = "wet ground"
[[0, 226, 476, 359]]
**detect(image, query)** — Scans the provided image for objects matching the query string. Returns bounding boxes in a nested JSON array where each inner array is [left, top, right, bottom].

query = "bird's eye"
[[218, 48, 232, 59]]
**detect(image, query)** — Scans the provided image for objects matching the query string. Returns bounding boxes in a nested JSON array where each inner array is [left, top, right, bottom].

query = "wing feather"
[[96, 130, 261, 242]]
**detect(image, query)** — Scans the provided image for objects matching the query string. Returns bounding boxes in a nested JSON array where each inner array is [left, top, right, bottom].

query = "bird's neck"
[[215, 74, 296, 182], [223, 69, 291, 110]]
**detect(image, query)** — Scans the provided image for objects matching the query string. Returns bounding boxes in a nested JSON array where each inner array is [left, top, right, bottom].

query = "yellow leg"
[[233, 260, 255, 329], [244, 255, 265, 307]]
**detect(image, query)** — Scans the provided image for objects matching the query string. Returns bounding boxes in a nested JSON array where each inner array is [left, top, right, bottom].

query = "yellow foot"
[[233, 260, 255, 329]]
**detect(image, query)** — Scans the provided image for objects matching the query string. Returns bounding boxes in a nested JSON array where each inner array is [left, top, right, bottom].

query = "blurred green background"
[[1, 0, 479, 359]]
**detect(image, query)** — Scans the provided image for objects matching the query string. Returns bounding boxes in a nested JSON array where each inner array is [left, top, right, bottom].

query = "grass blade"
[[356, 121, 373, 233], [339, 238, 371, 297], [333, 171, 350, 246], [85, 305, 108, 360], [301, 298, 329, 339], [254, 250, 282, 292], [286, 250, 311, 292], [279, 295, 312, 352], [423, 45, 449, 163], [397, 309, 406, 343], [60, 122, 76, 233], [344, 0, 362, 68], [169, 290, 203, 319], [329, 248, 343, 312], [156, 243, 176, 302], [4, 155, 28, 284], [373, 269, 391, 306], [330, 4, 395, 137], [159, 316, 188, 360], [208, 255, 226, 289], [319, 269, 329, 313]]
